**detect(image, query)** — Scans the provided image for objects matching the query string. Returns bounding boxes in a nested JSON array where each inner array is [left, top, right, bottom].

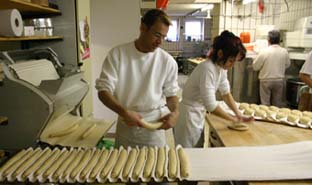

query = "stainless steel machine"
[[0, 48, 112, 150]]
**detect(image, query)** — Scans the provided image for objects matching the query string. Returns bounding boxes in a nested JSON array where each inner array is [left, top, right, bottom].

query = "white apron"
[[115, 106, 170, 148], [174, 101, 206, 148]]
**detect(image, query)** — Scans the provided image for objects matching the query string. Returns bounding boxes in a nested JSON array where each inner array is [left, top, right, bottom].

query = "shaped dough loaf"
[[111, 148, 128, 179], [276, 112, 287, 120], [249, 104, 259, 110], [131, 147, 146, 179], [287, 114, 299, 123], [143, 147, 155, 179], [291, 110, 303, 117], [155, 147, 165, 179], [269, 106, 279, 112], [89, 149, 109, 180], [122, 148, 137, 179], [100, 149, 118, 179], [177, 147, 189, 178], [259, 105, 269, 111], [168, 148, 177, 179]]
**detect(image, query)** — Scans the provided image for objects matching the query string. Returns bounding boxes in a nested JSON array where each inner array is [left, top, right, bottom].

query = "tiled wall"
[[213, 0, 312, 41]]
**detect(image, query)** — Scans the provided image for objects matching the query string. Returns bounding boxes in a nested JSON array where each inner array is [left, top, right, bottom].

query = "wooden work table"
[[205, 113, 312, 185]]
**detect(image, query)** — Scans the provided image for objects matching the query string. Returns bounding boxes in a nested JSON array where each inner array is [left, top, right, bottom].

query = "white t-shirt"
[[182, 59, 230, 112], [95, 41, 179, 113], [95, 41, 179, 146], [252, 44, 291, 80], [300, 51, 312, 93]]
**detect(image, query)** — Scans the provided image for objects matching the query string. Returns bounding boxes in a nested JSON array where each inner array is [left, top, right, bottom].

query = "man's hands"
[[234, 113, 254, 123], [121, 111, 144, 127], [159, 111, 179, 130], [121, 110, 179, 130]]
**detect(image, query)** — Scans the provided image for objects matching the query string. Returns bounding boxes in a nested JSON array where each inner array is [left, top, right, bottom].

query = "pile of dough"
[[254, 109, 266, 118], [303, 111, 312, 118], [287, 114, 299, 123], [269, 106, 279, 112], [299, 116, 311, 126], [239, 103, 249, 110], [228, 122, 249, 131], [265, 109, 275, 117], [259, 105, 269, 111], [279, 108, 291, 114], [250, 104, 259, 110], [276, 112, 287, 120], [243, 108, 255, 116], [291, 110, 303, 117]]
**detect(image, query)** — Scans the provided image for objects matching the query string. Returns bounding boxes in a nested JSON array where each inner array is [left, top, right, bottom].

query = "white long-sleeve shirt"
[[252, 44, 290, 80], [95, 41, 179, 113], [182, 59, 230, 112], [300, 51, 312, 93]]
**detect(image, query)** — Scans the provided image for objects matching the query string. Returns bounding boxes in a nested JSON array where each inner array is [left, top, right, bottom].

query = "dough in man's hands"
[[228, 122, 249, 131]]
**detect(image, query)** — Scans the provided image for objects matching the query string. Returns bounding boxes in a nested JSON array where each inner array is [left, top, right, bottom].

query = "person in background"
[[299, 50, 312, 91], [174, 31, 253, 149], [95, 9, 180, 148], [252, 30, 291, 107]]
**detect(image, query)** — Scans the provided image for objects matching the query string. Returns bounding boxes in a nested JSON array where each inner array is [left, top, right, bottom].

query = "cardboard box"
[[31, 0, 49, 7]]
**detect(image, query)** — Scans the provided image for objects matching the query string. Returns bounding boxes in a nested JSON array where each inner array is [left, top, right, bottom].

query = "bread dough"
[[70, 149, 92, 179], [122, 148, 137, 179], [168, 148, 177, 179], [43, 150, 69, 178], [299, 116, 311, 126], [111, 149, 128, 179], [269, 106, 279, 112], [2, 149, 33, 177], [80, 149, 102, 179], [52, 150, 76, 179], [250, 104, 259, 110], [279, 108, 291, 114], [303, 111, 312, 118], [80, 123, 97, 139], [60, 150, 79, 179], [34, 149, 61, 177], [13, 149, 41, 178], [265, 110, 275, 117], [239, 103, 249, 110], [143, 147, 155, 178], [89, 149, 109, 180], [259, 105, 269, 111], [254, 109, 266, 118], [100, 149, 118, 179], [243, 108, 254, 116], [132, 147, 146, 179], [291, 110, 303, 117], [141, 120, 163, 130], [276, 112, 287, 120], [177, 147, 189, 178], [228, 122, 249, 131], [287, 114, 299, 123], [0, 149, 27, 176], [155, 147, 165, 178], [49, 123, 79, 138], [21, 148, 52, 178]]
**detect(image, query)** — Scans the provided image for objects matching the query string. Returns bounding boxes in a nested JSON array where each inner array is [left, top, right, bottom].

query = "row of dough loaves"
[[0, 146, 189, 183], [239, 103, 312, 126]]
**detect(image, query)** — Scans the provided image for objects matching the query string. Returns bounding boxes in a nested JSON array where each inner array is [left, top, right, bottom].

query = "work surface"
[[205, 114, 312, 185]]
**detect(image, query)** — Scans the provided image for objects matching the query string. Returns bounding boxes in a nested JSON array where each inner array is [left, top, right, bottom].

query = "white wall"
[[90, 0, 140, 126]]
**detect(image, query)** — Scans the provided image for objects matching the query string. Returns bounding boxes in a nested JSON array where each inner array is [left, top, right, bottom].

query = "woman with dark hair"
[[174, 31, 252, 148]]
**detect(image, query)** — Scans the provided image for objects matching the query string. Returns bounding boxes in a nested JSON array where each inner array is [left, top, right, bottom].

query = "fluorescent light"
[[201, 4, 214, 11], [243, 0, 256, 4]]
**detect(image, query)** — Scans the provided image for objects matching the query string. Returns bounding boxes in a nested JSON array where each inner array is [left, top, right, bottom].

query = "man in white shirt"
[[252, 30, 290, 107], [95, 9, 179, 147], [299, 50, 312, 93]]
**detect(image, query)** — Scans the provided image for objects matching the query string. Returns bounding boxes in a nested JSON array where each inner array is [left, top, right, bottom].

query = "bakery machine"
[[0, 48, 112, 151]]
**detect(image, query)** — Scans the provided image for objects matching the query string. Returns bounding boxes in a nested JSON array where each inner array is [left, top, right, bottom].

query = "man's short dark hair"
[[141, 9, 171, 29], [268, 30, 280, 44]]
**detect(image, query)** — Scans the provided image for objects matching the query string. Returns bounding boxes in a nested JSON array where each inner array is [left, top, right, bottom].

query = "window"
[[185, 20, 203, 41], [166, 20, 178, 42]]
